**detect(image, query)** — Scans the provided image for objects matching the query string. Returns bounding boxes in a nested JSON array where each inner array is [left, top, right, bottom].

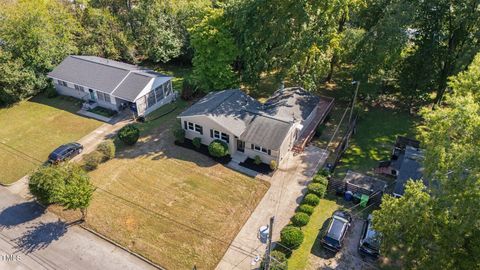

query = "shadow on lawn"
[[15, 219, 69, 254], [0, 201, 45, 229]]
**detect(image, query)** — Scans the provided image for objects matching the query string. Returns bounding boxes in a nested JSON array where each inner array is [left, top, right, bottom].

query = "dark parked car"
[[48, 143, 83, 164], [358, 214, 381, 258], [321, 210, 352, 252]]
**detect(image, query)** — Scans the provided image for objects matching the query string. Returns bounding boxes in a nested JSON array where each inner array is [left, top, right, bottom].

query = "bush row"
[[273, 167, 331, 263]]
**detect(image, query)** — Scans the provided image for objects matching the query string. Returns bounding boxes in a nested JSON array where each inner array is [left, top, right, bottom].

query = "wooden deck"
[[292, 96, 335, 154]]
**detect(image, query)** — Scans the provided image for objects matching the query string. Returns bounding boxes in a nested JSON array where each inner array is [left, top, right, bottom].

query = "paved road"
[[216, 146, 329, 270], [0, 187, 156, 270]]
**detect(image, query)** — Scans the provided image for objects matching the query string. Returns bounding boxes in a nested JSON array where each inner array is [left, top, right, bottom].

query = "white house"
[[178, 87, 334, 165], [47, 55, 176, 116]]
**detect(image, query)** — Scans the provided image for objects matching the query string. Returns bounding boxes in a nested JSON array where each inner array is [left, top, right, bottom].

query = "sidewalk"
[[216, 146, 329, 270]]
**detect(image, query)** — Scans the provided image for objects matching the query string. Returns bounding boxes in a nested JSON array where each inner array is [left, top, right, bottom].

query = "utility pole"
[[264, 216, 275, 270], [349, 81, 360, 125]]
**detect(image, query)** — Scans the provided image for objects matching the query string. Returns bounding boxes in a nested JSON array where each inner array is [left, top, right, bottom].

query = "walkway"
[[0, 187, 156, 270], [216, 146, 329, 270]]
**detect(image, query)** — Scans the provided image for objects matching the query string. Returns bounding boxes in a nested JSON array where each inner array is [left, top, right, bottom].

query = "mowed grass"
[[335, 107, 418, 178], [62, 102, 270, 269], [0, 94, 101, 184], [287, 199, 340, 270]]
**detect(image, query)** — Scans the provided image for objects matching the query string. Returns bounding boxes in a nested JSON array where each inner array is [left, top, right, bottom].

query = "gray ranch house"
[[47, 55, 175, 116], [178, 87, 334, 166]]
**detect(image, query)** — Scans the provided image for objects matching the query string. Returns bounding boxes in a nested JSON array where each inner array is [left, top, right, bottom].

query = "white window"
[[210, 129, 229, 143], [184, 121, 203, 135], [58, 80, 68, 87], [251, 144, 271, 155], [74, 84, 84, 92]]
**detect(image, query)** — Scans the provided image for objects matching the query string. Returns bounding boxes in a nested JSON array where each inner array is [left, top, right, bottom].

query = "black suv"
[[358, 214, 381, 258], [48, 143, 83, 164], [321, 210, 352, 252]]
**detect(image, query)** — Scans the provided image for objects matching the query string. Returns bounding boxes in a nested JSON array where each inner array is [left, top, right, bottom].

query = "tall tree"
[[373, 56, 480, 269], [0, 49, 37, 105], [59, 165, 95, 220], [189, 8, 239, 91], [79, 7, 134, 61]]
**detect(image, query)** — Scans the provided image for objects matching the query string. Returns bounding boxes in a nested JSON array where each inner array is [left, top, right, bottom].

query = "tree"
[[131, 0, 183, 63], [373, 58, 480, 268], [0, 0, 80, 104], [0, 0, 79, 74], [79, 7, 134, 61], [29, 165, 67, 205], [189, 8, 239, 91], [59, 165, 95, 220], [0, 49, 37, 105]]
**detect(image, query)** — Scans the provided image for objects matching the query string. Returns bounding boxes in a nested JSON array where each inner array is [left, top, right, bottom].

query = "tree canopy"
[[373, 53, 480, 269]]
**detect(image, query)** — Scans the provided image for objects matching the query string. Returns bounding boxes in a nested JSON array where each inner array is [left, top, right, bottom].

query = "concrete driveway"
[[216, 146, 329, 270], [0, 187, 156, 270]]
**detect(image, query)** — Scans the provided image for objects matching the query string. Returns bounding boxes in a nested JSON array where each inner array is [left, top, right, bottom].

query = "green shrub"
[[315, 125, 325, 136], [307, 182, 327, 198], [208, 140, 229, 157], [83, 151, 103, 171], [45, 84, 58, 98], [260, 250, 288, 270], [280, 226, 304, 250], [173, 122, 186, 143], [318, 168, 331, 177], [291, 212, 310, 227], [192, 137, 202, 149], [297, 204, 315, 216], [118, 124, 140, 145], [254, 155, 262, 165], [97, 140, 115, 161], [303, 193, 320, 206], [312, 174, 329, 186], [270, 160, 277, 170]]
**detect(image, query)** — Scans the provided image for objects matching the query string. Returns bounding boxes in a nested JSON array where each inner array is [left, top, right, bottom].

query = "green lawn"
[[334, 107, 418, 178], [287, 199, 341, 269], [53, 100, 269, 269], [0, 94, 102, 185]]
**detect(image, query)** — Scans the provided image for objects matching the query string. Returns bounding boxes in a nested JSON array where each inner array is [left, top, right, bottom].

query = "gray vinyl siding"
[[55, 83, 88, 100]]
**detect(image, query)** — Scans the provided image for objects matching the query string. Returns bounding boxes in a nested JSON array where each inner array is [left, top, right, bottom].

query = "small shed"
[[344, 170, 387, 206]]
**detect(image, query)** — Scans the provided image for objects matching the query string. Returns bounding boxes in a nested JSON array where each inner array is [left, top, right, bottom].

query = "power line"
[[0, 141, 43, 164]]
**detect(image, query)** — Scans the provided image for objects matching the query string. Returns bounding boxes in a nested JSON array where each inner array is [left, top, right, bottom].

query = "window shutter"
[[199, 126, 203, 135], [268, 149, 271, 155], [251, 144, 254, 149], [184, 121, 187, 129], [210, 129, 213, 138]]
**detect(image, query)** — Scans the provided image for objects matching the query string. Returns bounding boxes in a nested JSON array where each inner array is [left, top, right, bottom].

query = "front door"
[[89, 89, 96, 100], [237, 140, 245, 152]]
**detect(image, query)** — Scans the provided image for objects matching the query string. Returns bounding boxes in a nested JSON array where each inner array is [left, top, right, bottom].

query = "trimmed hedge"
[[260, 250, 288, 270], [296, 204, 315, 216], [97, 140, 115, 161], [270, 160, 277, 170], [83, 151, 103, 171], [192, 137, 202, 149], [280, 226, 304, 250], [118, 124, 140, 145], [303, 193, 320, 206], [312, 174, 329, 185], [307, 182, 327, 198], [291, 212, 310, 227], [208, 140, 229, 157]]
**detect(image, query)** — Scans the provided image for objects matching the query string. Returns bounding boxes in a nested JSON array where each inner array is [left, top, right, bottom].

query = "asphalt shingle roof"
[[47, 55, 171, 102], [179, 87, 326, 150], [393, 146, 425, 196]]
